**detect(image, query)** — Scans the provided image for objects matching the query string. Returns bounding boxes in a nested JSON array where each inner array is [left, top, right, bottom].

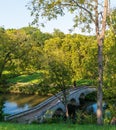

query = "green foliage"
[[27, 1, 114, 125], [85, 91, 97, 101], [21, 26, 52, 46], [0, 96, 5, 121], [52, 29, 65, 38], [0, 26, 115, 103], [28, 0, 98, 33], [76, 79, 95, 86], [7, 71, 49, 95], [0, 122, 116, 130], [0, 27, 12, 82], [7, 72, 42, 84], [103, 31, 116, 102], [43, 36, 73, 93], [103, 103, 116, 124], [76, 110, 97, 124], [107, 8, 116, 33]]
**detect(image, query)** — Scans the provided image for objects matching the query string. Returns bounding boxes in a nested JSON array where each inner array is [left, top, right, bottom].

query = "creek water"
[[0, 94, 49, 115]]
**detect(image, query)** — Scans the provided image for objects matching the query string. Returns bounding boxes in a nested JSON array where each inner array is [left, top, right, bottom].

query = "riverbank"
[[0, 122, 115, 130]]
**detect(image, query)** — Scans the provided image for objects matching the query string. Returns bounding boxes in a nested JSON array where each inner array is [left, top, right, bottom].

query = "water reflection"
[[1, 94, 50, 115], [86, 103, 97, 114], [86, 102, 107, 114], [3, 101, 30, 115]]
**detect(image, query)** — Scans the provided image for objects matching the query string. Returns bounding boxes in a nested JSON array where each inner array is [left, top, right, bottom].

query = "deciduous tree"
[[28, 0, 109, 125]]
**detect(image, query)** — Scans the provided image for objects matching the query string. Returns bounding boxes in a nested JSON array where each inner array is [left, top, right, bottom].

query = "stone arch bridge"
[[5, 86, 96, 123]]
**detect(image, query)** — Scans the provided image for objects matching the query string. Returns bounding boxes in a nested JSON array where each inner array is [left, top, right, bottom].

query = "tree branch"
[[71, 0, 95, 23]]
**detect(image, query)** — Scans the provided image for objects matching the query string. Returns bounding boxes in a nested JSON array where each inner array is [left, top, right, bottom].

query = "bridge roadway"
[[4, 86, 96, 123]]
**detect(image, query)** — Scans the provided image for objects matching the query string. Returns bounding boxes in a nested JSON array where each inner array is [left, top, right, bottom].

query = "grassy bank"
[[6, 72, 44, 94], [0, 122, 115, 130], [6, 71, 94, 94]]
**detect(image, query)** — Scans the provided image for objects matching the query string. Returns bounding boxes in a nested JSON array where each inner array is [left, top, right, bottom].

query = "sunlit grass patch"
[[76, 79, 95, 86], [6, 72, 44, 94], [7, 72, 42, 84], [0, 122, 116, 130]]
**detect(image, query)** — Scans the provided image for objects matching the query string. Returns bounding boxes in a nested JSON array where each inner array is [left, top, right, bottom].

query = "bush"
[[0, 97, 4, 121], [76, 110, 96, 124], [76, 79, 95, 86], [103, 103, 116, 125], [85, 91, 97, 101]]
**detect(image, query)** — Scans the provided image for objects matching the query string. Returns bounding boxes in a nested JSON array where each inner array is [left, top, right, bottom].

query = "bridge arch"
[[79, 93, 85, 105], [69, 98, 76, 103], [68, 87, 96, 106], [52, 108, 64, 118]]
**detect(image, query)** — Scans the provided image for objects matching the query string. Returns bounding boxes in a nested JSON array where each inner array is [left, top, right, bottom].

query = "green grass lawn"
[[6, 70, 94, 86], [7, 72, 42, 84], [6, 71, 44, 94], [0, 122, 115, 130]]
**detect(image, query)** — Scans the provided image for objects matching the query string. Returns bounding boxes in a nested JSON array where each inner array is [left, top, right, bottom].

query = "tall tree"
[[0, 27, 14, 82], [42, 38, 73, 110], [28, 0, 109, 124]]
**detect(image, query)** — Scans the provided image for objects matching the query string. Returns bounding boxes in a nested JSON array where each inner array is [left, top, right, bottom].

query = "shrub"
[[76, 110, 96, 124], [85, 91, 97, 101]]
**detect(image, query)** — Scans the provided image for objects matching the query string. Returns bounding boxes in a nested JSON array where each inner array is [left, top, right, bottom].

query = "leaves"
[[27, 0, 96, 32], [0, 25, 115, 106]]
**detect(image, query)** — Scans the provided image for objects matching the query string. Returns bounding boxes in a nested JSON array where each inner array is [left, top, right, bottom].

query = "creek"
[[0, 93, 49, 115]]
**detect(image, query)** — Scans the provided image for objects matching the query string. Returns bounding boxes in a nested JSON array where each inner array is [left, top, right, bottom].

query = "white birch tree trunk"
[[96, 0, 108, 125]]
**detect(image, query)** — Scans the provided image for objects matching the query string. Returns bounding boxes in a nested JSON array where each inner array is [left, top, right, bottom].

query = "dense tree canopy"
[[0, 26, 115, 99]]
